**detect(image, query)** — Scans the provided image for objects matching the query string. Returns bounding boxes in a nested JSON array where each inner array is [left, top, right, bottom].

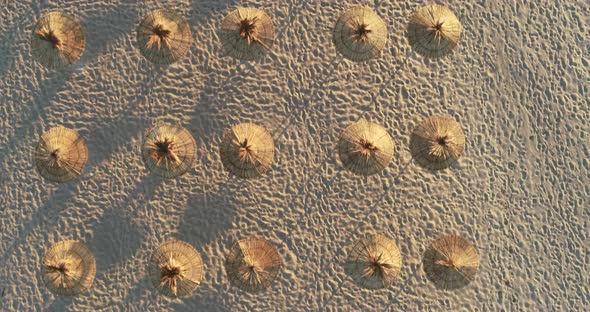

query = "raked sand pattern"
[[0, 0, 588, 311]]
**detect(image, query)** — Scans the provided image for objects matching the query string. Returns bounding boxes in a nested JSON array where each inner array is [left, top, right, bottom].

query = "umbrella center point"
[[436, 136, 448, 146], [359, 140, 377, 157], [434, 21, 444, 31], [239, 139, 253, 160], [355, 24, 371, 39], [156, 140, 173, 156], [153, 24, 171, 39], [38, 29, 62, 49], [50, 149, 60, 159], [163, 266, 180, 278], [239, 18, 258, 43]]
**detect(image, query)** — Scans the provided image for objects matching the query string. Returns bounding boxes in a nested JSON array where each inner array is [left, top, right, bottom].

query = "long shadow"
[[273, 55, 342, 141], [0, 5, 139, 165], [369, 57, 411, 114], [0, 58, 158, 271], [381, 265, 421, 312], [319, 278, 346, 311], [175, 176, 237, 246], [346, 161, 412, 235]]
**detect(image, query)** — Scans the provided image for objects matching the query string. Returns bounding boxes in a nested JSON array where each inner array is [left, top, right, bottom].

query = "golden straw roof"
[[137, 9, 192, 64], [34, 126, 88, 183], [220, 7, 275, 60], [338, 118, 394, 176], [407, 4, 462, 58], [148, 239, 204, 298], [41, 240, 96, 296], [410, 114, 465, 170], [220, 123, 274, 179], [30, 11, 86, 69], [225, 237, 282, 292], [142, 123, 197, 179], [333, 6, 387, 62], [423, 234, 480, 290], [345, 234, 402, 290]]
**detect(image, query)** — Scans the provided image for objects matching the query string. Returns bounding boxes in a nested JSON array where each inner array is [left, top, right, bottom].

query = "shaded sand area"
[[1, 0, 588, 310]]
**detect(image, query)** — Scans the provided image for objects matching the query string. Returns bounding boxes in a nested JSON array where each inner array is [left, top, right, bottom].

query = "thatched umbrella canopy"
[[407, 4, 462, 58], [34, 126, 88, 183], [137, 9, 192, 64], [219, 7, 275, 60], [225, 237, 282, 292], [220, 123, 274, 179], [41, 240, 96, 296], [30, 11, 86, 69], [423, 234, 480, 290], [142, 123, 197, 179], [148, 239, 204, 298], [333, 6, 387, 62], [338, 118, 393, 176], [345, 234, 402, 289], [410, 114, 465, 170]]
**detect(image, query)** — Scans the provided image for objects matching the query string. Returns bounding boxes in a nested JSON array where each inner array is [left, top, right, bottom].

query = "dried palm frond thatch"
[[410, 114, 465, 170], [31, 11, 86, 69], [220, 123, 274, 179], [345, 234, 402, 289], [41, 240, 96, 296], [225, 237, 282, 292], [137, 9, 192, 64], [423, 234, 480, 290], [142, 123, 197, 179], [333, 6, 387, 62], [34, 126, 88, 183], [407, 4, 462, 58], [219, 7, 275, 60], [148, 239, 204, 298], [338, 118, 394, 176]]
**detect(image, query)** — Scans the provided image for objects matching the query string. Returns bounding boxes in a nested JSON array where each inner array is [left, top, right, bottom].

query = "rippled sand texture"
[[0, 0, 588, 311]]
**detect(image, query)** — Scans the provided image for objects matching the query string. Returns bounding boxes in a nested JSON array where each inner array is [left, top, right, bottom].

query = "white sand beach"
[[0, 0, 588, 310]]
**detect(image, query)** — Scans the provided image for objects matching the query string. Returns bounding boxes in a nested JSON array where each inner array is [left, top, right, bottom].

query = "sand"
[[0, 0, 588, 311]]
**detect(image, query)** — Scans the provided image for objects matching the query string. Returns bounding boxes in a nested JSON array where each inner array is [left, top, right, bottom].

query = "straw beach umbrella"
[[142, 123, 197, 179], [41, 240, 96, 296], [137, 9, 192, 64], [34, 126, 88, 183], [148, 239, 204, 298], [410, 114, 465, 170], [338, 119, 393, 176], [333, 6, 387, 62], [220, 7, 275, 60], [31, 11, 86, 69], [345, 234, 402, 289], [225, 237, 282, 292], [220, 123, 274, 179], [407, 4, 462, 58], [423, 234, 480, 290]]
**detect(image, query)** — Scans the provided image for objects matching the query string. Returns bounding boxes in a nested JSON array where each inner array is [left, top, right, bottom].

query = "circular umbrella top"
[[423, 234, 480, 290], [137, 9, 192, 64], [333, 6, 387, 62], [31, 11, 86, 69], [142, 123, 197, 179], [34, 126, 88, 183], [220, 123, 274, 179], [345, 234, 402, 290], [410, 114, 465, 170], [41, 240, 96, 296], [407, 4, 462, 58], [148, 239, 204, 298], [225, 237, 282, 293], [338, 118, 394, 176], [219, 7, 275, 60]]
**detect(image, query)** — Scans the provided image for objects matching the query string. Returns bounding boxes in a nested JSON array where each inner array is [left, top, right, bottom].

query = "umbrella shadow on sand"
[[175, 177, 239, 247]]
